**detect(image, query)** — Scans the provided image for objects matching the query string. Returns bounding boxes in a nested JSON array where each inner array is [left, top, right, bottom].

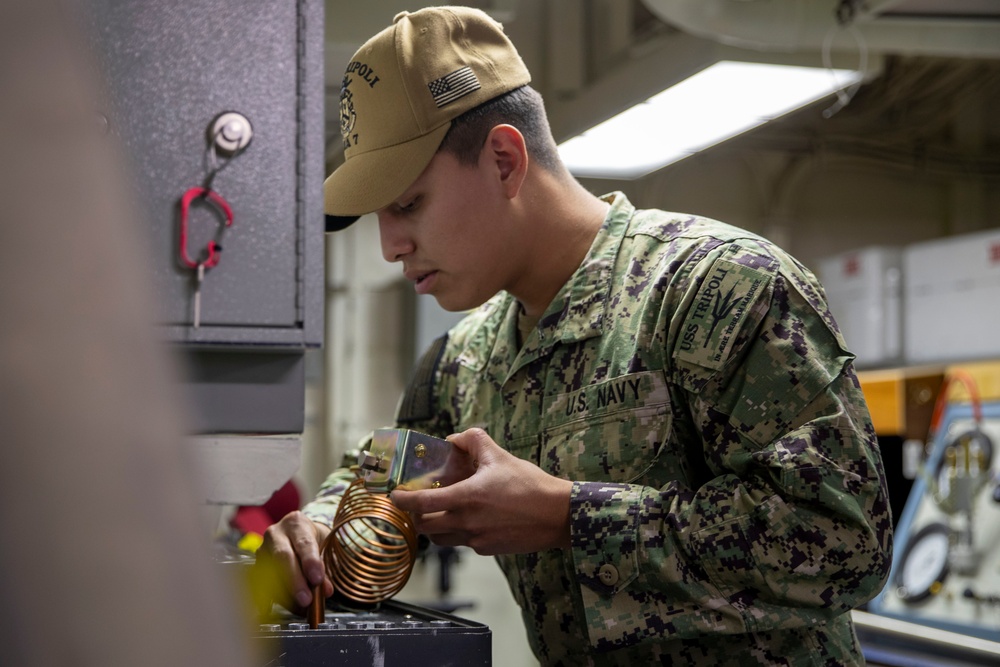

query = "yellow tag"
[[238, 531, 264, 554]]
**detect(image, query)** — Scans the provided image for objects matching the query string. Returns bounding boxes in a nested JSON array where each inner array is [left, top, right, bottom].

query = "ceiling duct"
[[640, 0, 1000, 59]]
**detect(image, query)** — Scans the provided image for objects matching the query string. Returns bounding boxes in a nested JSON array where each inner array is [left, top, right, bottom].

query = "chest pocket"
[[540, 371, 671, 483]]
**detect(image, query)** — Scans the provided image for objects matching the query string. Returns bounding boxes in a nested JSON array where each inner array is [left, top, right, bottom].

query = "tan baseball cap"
[[324, 6, 531, 231]]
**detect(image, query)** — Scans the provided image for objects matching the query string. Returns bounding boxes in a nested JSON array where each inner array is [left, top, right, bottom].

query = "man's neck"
[[512, 176, 610, 320]]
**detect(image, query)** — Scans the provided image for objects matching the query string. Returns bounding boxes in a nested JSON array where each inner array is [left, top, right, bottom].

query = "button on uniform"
[[598, 563, 619, 587]]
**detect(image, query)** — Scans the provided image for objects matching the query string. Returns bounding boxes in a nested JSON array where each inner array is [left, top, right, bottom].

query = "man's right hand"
[[251, 511, 333, 616]]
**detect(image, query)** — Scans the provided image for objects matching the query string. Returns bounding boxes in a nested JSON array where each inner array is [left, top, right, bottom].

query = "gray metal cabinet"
[[85, 0, 325, 436]]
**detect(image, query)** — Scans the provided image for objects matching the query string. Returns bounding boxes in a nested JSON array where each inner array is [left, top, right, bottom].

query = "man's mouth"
[[405, 267, 435, 283], [406, 269, 438, 294]]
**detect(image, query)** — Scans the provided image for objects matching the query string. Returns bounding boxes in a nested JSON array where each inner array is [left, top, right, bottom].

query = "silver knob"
[[210, 112, 253, 154]]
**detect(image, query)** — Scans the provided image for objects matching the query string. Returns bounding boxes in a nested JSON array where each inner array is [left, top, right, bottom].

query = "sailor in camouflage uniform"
[[260, 7, 893, 666]]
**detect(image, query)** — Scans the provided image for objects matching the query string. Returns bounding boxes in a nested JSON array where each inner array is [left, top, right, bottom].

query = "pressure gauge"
[[895, 522, 951, 604]]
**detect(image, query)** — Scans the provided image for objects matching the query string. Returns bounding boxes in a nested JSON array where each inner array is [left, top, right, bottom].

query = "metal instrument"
[[358, 429, 455, 494]]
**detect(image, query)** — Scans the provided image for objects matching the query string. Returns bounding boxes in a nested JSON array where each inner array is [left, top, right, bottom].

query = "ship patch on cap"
[[428, 66, 481, 108], [339, 76, 358, 149]]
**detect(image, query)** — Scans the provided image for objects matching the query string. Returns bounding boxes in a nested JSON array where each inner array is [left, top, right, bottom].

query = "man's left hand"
[[390, 428, 572, 555]]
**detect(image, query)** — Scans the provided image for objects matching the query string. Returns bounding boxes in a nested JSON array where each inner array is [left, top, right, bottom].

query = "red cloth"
[[230, 479, 301, 535]]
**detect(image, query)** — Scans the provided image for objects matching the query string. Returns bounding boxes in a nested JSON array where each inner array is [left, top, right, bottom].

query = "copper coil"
[[319, 477, 418, 605]]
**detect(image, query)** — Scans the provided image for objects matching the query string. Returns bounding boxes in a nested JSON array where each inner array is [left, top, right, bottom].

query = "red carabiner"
[[179, 186, 234, 269]]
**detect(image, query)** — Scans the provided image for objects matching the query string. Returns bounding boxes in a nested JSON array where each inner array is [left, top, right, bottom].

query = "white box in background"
[[904, 229, 1000, 364], [818, 247, 903, 369]]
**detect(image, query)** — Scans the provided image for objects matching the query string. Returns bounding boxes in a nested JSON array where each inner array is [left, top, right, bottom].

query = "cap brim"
[[323, 122, 451, 220], [325, 214, 359, 232]]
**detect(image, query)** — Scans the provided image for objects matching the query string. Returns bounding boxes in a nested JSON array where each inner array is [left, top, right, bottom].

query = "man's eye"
[[399, 197, 420, 213]]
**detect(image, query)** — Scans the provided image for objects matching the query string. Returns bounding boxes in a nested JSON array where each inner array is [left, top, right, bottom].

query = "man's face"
[[376, 149, 516, 312]]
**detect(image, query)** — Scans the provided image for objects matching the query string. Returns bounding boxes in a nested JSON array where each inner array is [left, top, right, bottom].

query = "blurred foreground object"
[[0, 2, 253, 664]]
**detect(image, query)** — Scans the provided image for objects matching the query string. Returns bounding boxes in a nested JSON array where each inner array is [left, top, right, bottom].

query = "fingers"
[[439, 428, 499, 481], [392, 428, 498, 521], [447, 427, 495, 462], [254, 512, 331, 614], [288, 517, 327, 588], [391, 486, 458, 515], [392, 486, 478, 550], [405, 509, 470, 548], [390, 430, 505, 553]]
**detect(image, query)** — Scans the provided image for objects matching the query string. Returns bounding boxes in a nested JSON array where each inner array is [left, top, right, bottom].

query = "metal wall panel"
[[84, 0, 324, 346]]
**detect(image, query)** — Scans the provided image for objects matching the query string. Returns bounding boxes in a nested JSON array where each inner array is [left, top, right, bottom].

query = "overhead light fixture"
[[557, 60, 863, 180]]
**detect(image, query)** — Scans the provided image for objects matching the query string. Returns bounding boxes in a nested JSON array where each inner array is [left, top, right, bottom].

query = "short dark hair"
[[438, 85, 562, 173]]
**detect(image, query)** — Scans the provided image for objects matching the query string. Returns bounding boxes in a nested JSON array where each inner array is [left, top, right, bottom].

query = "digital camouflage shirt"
[[305, 192, 893, 666]]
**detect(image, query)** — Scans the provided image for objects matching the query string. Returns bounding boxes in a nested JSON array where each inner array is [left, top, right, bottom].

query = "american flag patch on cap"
[[427, 67, 481, 108]]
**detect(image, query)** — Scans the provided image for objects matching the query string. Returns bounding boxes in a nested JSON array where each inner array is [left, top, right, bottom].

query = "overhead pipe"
[[640, 0, 1000, 59]]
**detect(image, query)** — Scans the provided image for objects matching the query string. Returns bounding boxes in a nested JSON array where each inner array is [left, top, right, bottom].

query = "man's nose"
[[377, 214, 414, 263]]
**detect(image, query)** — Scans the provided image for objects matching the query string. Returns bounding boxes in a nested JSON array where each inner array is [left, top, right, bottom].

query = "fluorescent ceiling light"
[[557, 60, 863, 180]]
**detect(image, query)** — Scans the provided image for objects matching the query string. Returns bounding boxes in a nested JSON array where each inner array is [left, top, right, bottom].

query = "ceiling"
[[884, 0, 1000, 19], [322, 1, 1000, 183]]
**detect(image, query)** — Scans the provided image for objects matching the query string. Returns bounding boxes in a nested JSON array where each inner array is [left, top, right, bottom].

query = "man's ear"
[[482, 124, 528, 198]]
